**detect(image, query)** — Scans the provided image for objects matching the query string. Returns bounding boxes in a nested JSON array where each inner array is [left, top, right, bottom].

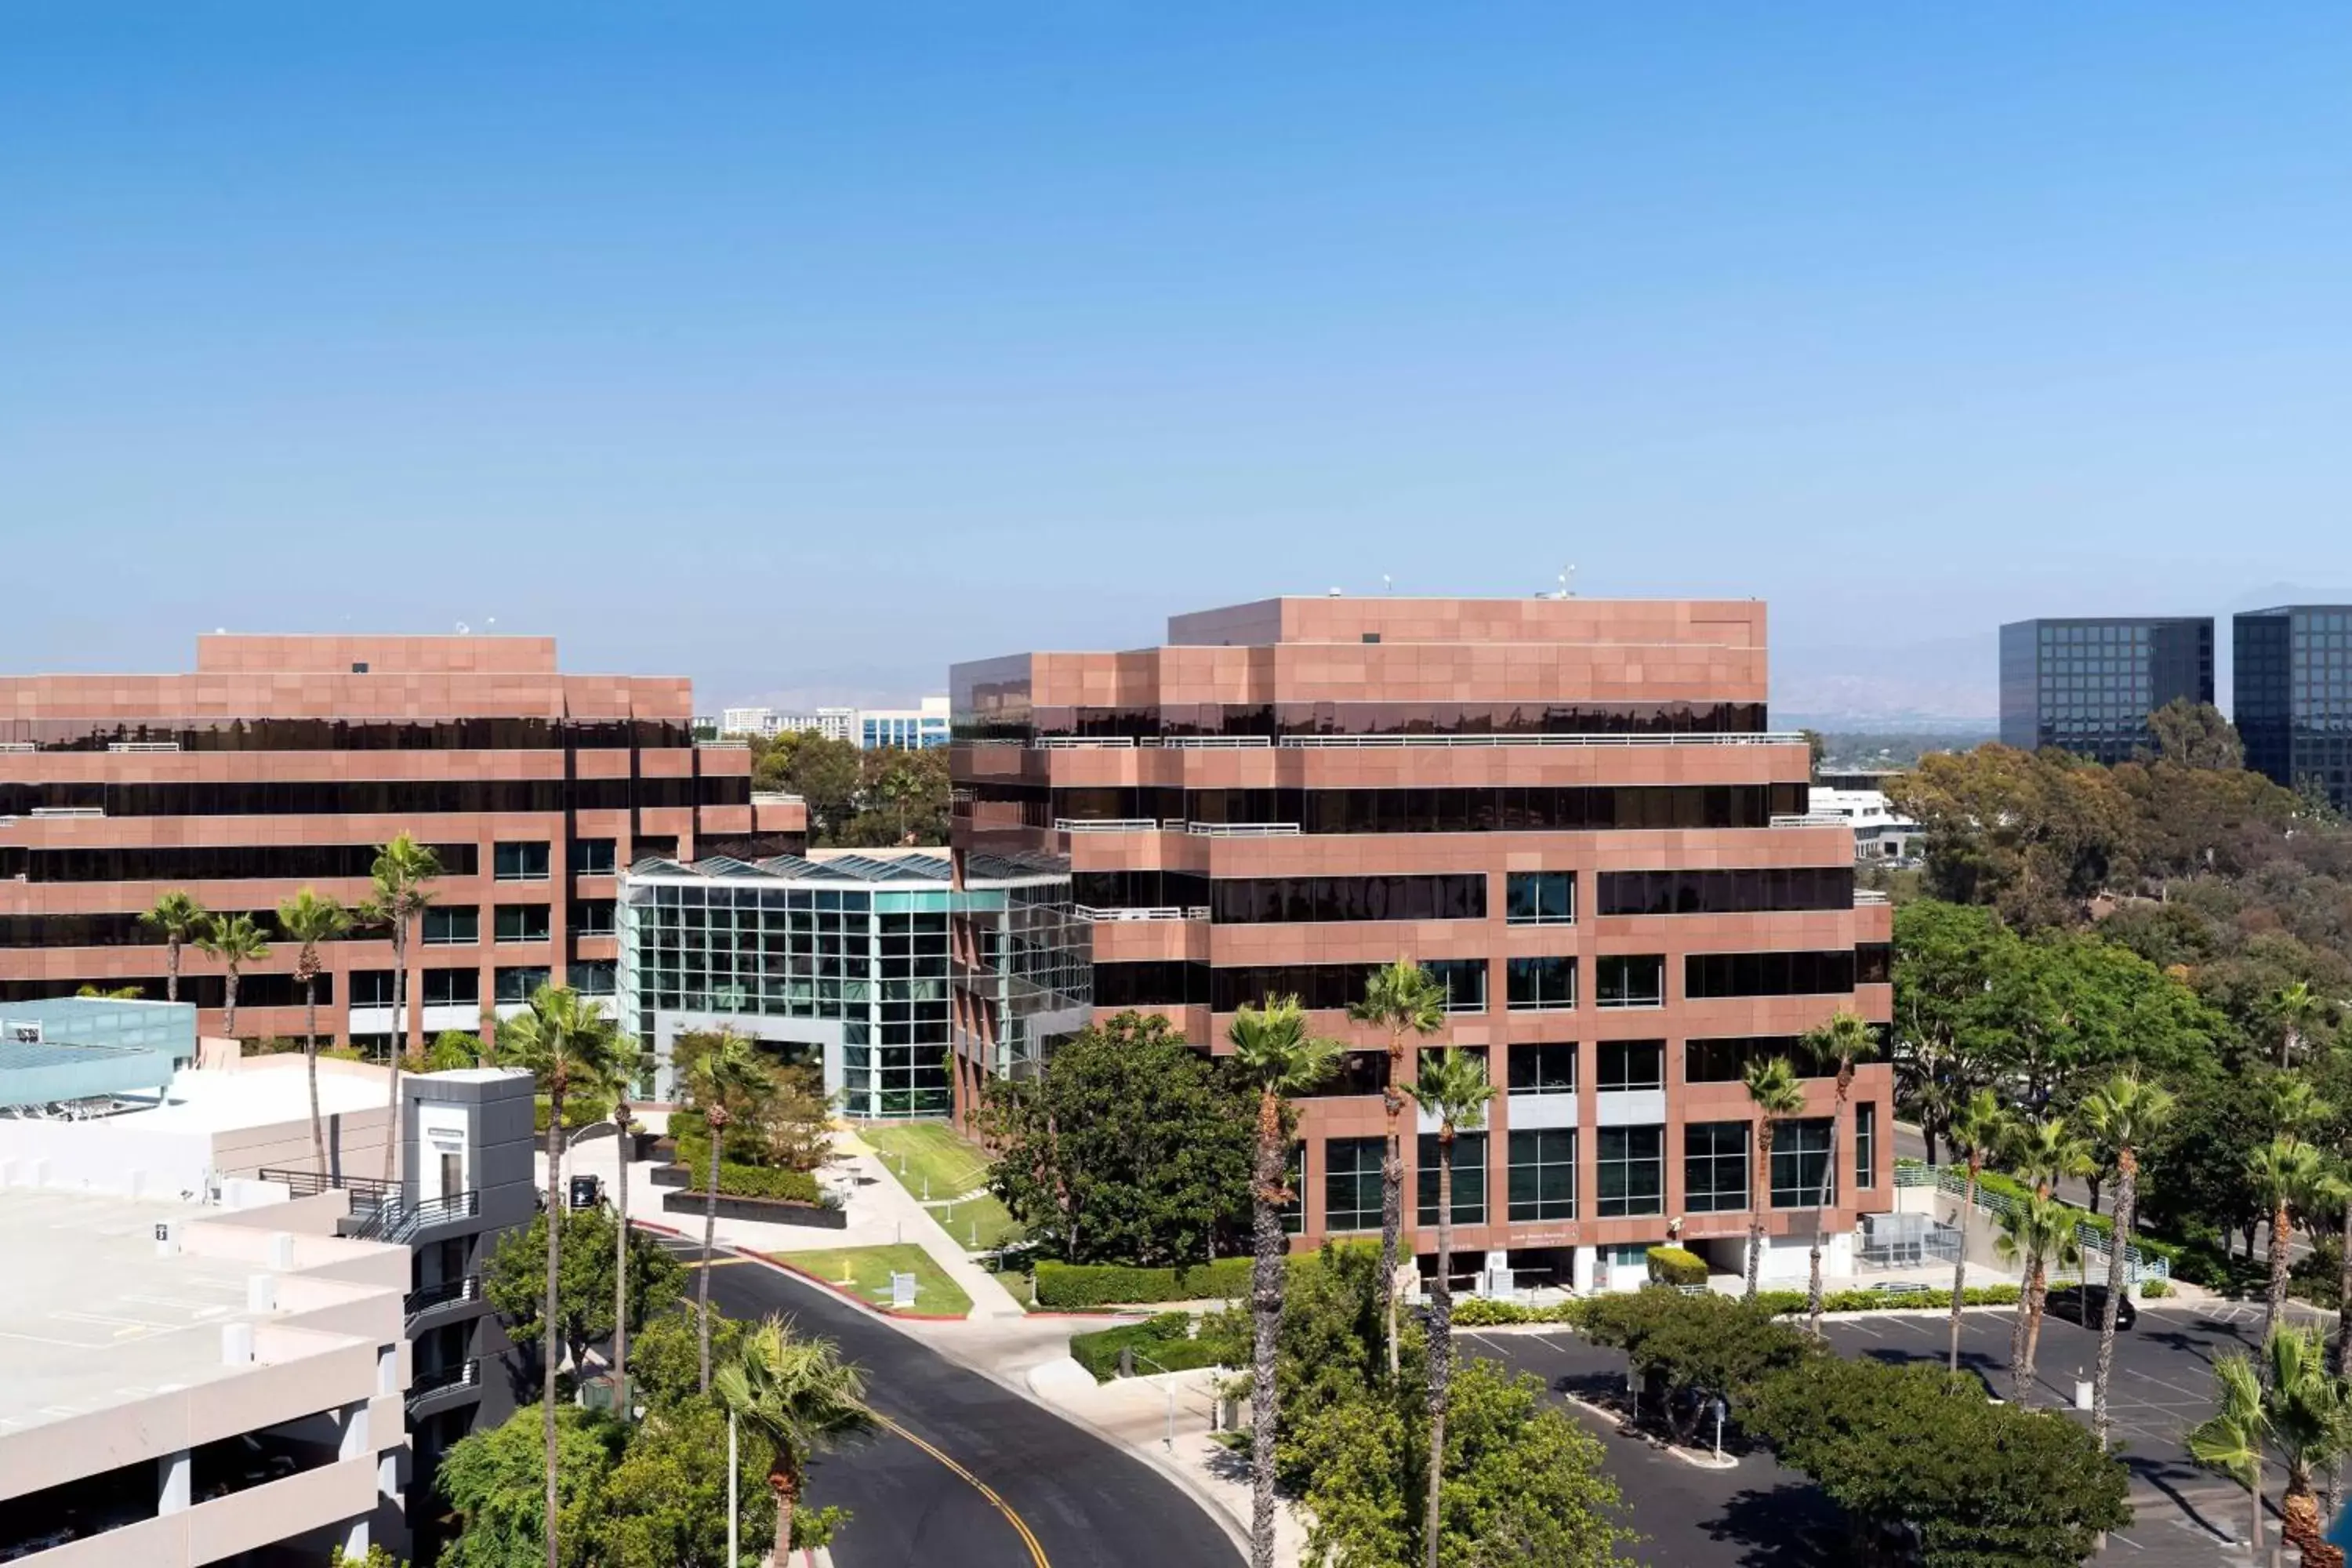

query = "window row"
[[961, 701, 1771, 743], [0, 777, 749, 819], [0, 843, 480, 884], [1684, 946, 1889, 997], [1040, 784, 1814, 834], [1595, 867, 1854, 917], [1207, 875, 1486, 924], [0, 973, 332, 1007], [0, 718, 696, 753]]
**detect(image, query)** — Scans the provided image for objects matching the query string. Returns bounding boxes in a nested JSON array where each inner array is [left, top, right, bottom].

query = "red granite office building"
[[949, 597, 1893, 1288], [0, 634, 804, 1054]]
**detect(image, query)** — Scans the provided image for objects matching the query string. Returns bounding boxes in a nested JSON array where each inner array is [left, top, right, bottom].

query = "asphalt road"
[[663, 1238, 1243, 1568]]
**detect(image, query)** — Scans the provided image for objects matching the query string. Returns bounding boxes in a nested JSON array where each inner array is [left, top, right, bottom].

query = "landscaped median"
[[1450, 1283, 2024, 1328], [1067, 1312, 1232, 1381], [771, 1243, 973, 1317]]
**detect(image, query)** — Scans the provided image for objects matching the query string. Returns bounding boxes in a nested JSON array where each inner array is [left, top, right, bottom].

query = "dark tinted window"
[[1596, 866, 1853, 916], [1507, 1043, 1576, 1094], [1209, 875, 1485, 924], [0, 842, 476, 884], [1685, 949, 1860, 998]]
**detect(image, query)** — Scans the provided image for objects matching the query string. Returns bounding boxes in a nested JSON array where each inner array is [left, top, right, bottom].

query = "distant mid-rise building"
[[858, 696, 950, 750], [2235, 605, 2352, 811], [1998, 617, 2214, 763]]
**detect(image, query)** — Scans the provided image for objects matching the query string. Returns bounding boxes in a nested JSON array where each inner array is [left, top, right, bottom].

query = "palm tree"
[[2080, 1071, 2176, 1451], [2272, 980, 2328, 1072], [2250, 1136, 2325, 1348], [1406, 1045, 1494, 1568], [2187, 1348, 2270, 1563], [275, 889, 351, 1174], [2273, 1074, 2331, 1149], [714, 1314, 874, 1563], [682, 1029, 766, 1392], [2258, 1324, 2352, 1564], [1994, 1191, 2082, 1402], [1798, 1009, 1877, 1336], [362, 834, 441, 1183], [1944, 1087, 2009, 1374], [2001, 1113, 2093, 1399], [1740, 1056, 1805, 1301], [138, 891, 207, 1004], [1226, 996, 1341, 1568], [1348, 958, 1446, 1379], [497, 983, 626, 1568], [194, 913, 270, 1040]]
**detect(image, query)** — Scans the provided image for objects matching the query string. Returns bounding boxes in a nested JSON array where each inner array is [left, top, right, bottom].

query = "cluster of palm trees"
[[1232, 970, 1494, 1568], [1733, 1009, 1880, 1334]]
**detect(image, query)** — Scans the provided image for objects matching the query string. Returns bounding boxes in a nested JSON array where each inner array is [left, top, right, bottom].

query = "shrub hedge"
[[1904, 1159, 2185, 1265], [1449, 1283, 2022, 1329], [673, 1162, 824, 1204], [1035, 1258, 1258, 1308], [1068, 1312, 1229, 1381], [1646, 1245, 1709, 1287]]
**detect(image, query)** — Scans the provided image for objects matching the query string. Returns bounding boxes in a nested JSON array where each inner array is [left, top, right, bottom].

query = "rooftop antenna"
[[1382, 574, 1393, 595], [1558, 564, 1577, 600], [454, 621, 470, 634]]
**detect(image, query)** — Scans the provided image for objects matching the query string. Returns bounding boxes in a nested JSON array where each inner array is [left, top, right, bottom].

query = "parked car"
[[2043, 1283, 2137, 1330]]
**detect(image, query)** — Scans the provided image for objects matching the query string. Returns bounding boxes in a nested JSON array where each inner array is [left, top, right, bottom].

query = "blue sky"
[[4, 5, 2347, 717]]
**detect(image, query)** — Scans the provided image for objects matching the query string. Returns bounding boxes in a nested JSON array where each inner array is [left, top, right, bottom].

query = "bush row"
[[1035, 1257, 1258, 1308], [1646, 1245, 1708, 1287], [671, 1162, 824, 1204], [1901, 1159, 2185, 1265], [1449, 1283, 2025, 1329], [1068, 1312, 1230, 1382]]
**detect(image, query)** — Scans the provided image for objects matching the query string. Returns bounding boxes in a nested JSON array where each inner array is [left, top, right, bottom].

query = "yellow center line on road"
[[872, 1411, 1051, 1568]]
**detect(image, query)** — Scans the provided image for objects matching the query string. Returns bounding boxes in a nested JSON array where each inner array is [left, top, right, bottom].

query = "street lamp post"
[[727, 1408, 739, 1566]]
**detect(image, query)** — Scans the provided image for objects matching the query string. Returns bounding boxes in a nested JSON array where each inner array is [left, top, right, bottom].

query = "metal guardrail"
[[1853, 890, 1893, 905], [404, 1274, 481, 1318], [407, 1359, 481, 1409], [1769, 814, 1850, 828], [1895, 1163, 2170, 1281], [1184, 822, 1301, 837], [352, 1189, 480, 1244], [107, 741, 182, 753], [1053, 818, 1162, 833], [256, 1167, 400, 1214], [1142, 735, 1272, 750], [1035, 736, 1137, 749], [28, 806, 104, 819], [1073, 905, 1207, 922]]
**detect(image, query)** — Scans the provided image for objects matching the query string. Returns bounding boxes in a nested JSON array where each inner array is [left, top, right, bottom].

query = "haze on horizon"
[[4, 5, 2347, 720]]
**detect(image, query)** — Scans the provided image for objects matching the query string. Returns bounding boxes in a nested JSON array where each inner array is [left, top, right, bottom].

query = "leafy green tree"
[[630, 1305, 749, 1417], [1295, 1356, 1629, 1568], [485, 1207, 684, 1377], [1740, 1056, 1804, 1300], [436, 1406, 621, 1568], [781, 736, 866, 844], [2080, 1071, 2173, 1450], [1197, 1242, 1386, 1490], [1747, 1356, 2130, 1566], [276, 887, 350, 1174], [427, 1029, 485, 1071], [2147, 698, 2245, 771], [679, 1028, 766, 1392], [500, 983, 630, 1568], [1572, 1289, 1817, 1443], [1944, 1088, 2010, 1373], [195, 911, 270, 1040], [1889, 899, 2014, 1161], [1885, 743, 2133, 928], [1348, 958, 1446, 1380], [593, 1396, 779, 1567], [713, 1315, 874, 1563], [363, 833, 441, 1178], [1228, 996, 1341, 1568], [978, 1011, 1256, 1266], [1405, 1046, 1491, 1568], [328, 1548, 406, 1568], [2269, 981, 2332, 1073], [1798, 1009, 1877, 1335], [139, 890, 207, 1005]]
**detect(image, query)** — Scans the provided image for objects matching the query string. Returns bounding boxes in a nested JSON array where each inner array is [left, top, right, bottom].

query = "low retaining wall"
[[659, 1189, 848, 1229]]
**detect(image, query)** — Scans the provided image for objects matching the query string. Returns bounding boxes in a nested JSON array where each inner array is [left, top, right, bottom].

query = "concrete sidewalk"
[[543, 1131, 1026, 1319]]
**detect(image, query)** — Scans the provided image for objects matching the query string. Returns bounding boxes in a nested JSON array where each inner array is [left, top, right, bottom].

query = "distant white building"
[[1809, 771, 1925, 862], [720, 706, 784, 738], [713, 699, 940, 748], [858, 695, 949, 750]]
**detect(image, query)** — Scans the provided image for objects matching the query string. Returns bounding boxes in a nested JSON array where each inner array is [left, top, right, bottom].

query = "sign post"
[[1711, 1396, 1728, 1464]]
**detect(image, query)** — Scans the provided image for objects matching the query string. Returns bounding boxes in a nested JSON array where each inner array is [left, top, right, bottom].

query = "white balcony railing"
[[1035, 735, 1136, 749], [107, 740, 182, 753], [1770, 813, 1850, 828], [1053, 818, 1163, 833], [1853, 890, 1892, 906], [1140, 735, 1273, 749], [1279, 731, 1811, 749], [29, 806, 104, 819], [1185, 822, 1301, 837], [1073, 905, 1209, 923]]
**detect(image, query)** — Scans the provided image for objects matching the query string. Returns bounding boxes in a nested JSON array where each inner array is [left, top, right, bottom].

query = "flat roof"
[[627, 850, 953, 886], [0, 1192, 273, 1439], [101, 1066, 390, 1134]]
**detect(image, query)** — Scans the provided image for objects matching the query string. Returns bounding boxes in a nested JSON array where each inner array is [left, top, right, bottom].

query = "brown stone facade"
[[0, 635, 805, 1051], [950, 597, 1894, 1283]]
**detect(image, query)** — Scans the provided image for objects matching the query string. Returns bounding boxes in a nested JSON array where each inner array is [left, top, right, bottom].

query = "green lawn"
[[774, 1244, 973, 1317], [863, 1122, 994, 1200], [934, 1190, 1024, 1252]]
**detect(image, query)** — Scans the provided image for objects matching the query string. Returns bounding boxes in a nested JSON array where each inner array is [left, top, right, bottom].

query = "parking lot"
[[1460, 1300, 2327, 1567]]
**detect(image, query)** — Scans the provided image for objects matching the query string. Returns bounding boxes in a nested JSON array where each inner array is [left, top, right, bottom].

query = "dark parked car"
[[2044, 1283, 2137, 1330]]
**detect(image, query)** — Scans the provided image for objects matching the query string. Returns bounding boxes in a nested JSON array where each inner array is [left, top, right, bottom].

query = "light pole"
[[1711, 1396, 1727, 1464], [727, 1407, 739, 1566]]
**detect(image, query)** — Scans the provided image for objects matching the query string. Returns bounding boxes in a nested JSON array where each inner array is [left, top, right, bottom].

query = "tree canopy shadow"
[[1699, 1482, 1847, 1568]]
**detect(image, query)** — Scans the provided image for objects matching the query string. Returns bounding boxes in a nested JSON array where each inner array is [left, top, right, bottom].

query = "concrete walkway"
[[543, 1131, 1026, 1319]]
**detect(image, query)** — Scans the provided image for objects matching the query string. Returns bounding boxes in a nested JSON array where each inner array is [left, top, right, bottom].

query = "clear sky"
[[4, 5, 2347, 717]]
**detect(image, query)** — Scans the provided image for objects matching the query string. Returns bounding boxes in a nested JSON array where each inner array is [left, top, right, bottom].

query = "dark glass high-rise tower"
[[1998, 617, 2215, 763], [2234, 606, 2352, 811]]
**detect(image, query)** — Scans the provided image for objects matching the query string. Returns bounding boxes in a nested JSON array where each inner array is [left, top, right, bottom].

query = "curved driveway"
[[689, 1247, 1243, 1568]]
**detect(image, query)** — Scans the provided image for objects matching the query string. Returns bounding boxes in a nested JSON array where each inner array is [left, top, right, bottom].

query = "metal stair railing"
[[1895, 1162, 2169, 1282], [351, 1189, 480, 1245]]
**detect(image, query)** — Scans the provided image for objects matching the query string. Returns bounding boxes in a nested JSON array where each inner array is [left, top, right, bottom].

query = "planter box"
[[649, 1164, 691, 1189], [661, 1189, 848, 1229]]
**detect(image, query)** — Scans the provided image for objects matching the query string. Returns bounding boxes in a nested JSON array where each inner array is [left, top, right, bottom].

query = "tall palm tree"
[[2187, 1348, 2270, 1563], [714, 1314, 874, 1564], [1227, 996, 1341, 1568], [2002, 1113, 2093, 1399], [1348, 958, 1446, 1379], [1995, 1191, 2082, 1403], [1798, 1009, 1877, 1336], [498, 983, 626, 1568], [1406, 1046, 1494, 1568], [2080, 1071, 2176, 1451], [2249, 1136, 2326, 1348], [2258, 1324, 2352, 1564], [194, 913, 270, 1040], [1944, 1087, 2009, 1374], [363, 834, 441, 1183], [275, 889, 351, 1174], [138, 891, 207, 1004], [1740, 1056, 1805, 1301], [2272, 980, 2328, 1072], [682, 1029, 766, 1392], [2273, 1074, 2331, 1149]]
